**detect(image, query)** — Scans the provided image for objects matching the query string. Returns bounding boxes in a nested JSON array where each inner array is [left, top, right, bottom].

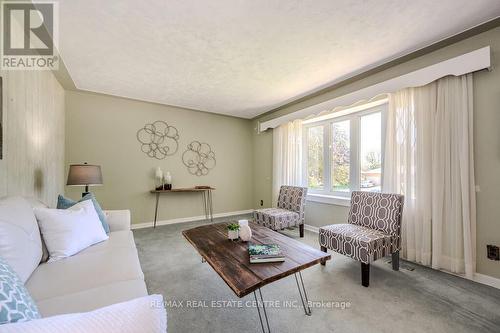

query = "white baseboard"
[[131, 209, 254, 230], [473, 273, 500, 290], [304, 224, 320, 233]]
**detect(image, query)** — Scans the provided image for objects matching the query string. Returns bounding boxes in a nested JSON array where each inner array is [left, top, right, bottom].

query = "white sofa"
[[0, 196, 153, 326], [25, 207, 148, 317]]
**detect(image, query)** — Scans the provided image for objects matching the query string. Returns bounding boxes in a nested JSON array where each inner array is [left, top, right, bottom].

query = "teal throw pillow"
[[57, 193, 110, 233], [0, 256, 40, 325]]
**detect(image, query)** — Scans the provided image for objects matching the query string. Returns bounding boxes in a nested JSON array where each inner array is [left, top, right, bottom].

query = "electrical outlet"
[[487, 245, 499, 261], [260, 200, 263, 206]]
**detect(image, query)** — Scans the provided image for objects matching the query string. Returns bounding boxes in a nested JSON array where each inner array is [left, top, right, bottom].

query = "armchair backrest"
[[277, 186, 308, 218], [348, 191, 404, 240]]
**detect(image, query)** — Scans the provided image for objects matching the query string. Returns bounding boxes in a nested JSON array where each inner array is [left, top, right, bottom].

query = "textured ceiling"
[[58, 0, 500, 118]]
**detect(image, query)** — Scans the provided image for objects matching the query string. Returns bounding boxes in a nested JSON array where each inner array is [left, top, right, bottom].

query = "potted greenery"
[[227, 223, 240, 240]]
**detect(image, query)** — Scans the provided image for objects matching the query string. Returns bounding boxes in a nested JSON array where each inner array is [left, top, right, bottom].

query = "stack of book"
[[248, 243, 285, 263]]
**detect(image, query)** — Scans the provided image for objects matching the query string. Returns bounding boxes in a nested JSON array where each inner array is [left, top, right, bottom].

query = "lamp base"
[[82, 185, 90, 197]]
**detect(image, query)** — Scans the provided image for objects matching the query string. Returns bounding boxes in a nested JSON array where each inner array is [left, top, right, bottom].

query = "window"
[[331, 120, 350, 193], [307, 126, 324, 189], [303, 102, 387, 199], [360, 112, 382, 192]]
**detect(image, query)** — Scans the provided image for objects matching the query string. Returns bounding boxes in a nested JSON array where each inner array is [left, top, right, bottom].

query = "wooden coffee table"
[[182, 221, 331, 333]]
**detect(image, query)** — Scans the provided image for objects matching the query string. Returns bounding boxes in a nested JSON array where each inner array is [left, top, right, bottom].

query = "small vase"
[[155, 167, 163, 188], [228, 230, 239, 240], [239, 223, 252, 242], [165, 172, 172, 185], [164, 172, 172, 190]]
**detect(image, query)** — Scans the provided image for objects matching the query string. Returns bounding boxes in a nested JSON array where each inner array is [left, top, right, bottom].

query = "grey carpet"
[[133, 216, 500, 333]]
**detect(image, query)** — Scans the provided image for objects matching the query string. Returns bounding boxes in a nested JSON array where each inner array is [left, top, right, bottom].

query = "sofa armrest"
[[104, 210, 131, 232]]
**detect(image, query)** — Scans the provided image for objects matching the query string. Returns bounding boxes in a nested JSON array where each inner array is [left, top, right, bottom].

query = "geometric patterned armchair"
[[253, 185, 308, 237], [319, 191, 404, 287]]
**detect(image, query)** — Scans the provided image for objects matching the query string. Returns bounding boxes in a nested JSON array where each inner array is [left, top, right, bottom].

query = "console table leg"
[[202, 192, 208, 220], [294, 271, 312, 316], [208, 190, 214, 222], [153, 192, 160, 228], [254, 288, 271, 333]]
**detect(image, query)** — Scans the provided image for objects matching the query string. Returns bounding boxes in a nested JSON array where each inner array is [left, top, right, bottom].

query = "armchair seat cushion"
[[319, 224, 394, 264], [253, 208, 300, 230]]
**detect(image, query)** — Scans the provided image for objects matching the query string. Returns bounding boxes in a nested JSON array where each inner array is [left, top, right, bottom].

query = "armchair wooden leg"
[[320, 246, 327, 265], [299, 224, 304, 238], [361, 263, 370, 287], [392, 251, 400, 271]]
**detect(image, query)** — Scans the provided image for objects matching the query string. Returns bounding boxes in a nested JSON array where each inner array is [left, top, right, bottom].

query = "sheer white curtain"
[[272, 119, 303, 206], [384, 74, 476, 278]]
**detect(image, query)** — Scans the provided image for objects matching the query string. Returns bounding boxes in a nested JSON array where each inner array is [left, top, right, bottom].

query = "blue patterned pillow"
[[57, 194, 110, 233], [0, 257, 40, 325]]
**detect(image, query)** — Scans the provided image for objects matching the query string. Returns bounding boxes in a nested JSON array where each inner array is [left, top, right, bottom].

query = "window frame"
[[303, 103, 388, 202]]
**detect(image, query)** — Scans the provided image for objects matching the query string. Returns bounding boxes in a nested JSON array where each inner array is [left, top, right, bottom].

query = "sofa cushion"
[[26, 231, 144, 302], [79, 230, 136, 254], [35, 280, 148, 317], [0, 256, 40, 324], [34, 200, 109, 262], [0, 294, 166, 333], [57, 194, 110, 233], [0, 197, 43, 283]]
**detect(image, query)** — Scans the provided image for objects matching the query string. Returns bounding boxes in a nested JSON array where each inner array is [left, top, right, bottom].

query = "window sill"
[[306, 193, 351, 207]]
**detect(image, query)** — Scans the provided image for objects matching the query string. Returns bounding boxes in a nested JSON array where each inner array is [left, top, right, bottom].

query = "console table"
[[150, 187, 215, 228]]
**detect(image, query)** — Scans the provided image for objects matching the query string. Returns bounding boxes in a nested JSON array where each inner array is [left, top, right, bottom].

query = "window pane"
[[307, 126, 324, 189], [360, 112, 382, 192], [331, 121, 350, 193]]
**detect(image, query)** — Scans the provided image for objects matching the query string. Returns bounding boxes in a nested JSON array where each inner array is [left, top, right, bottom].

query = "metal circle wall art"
[[136, 121, 179, 159], [182, 141, 216, 176]]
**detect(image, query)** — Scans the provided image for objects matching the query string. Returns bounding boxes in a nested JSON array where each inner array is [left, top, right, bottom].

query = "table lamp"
[[66, 163, 103, 197]]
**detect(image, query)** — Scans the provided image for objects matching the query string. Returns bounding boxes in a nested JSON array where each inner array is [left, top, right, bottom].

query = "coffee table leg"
[[254, 288, 271, 333], [294, 271, 312, 316]]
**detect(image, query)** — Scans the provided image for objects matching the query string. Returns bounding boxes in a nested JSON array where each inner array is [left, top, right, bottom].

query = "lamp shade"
[[66, 164, 103, 186]]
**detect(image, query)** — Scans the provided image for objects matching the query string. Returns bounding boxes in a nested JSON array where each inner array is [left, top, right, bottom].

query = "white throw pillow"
[[0, 294, 167, 333], [0, 196, 43, 283], [34, 200, 109, 262]]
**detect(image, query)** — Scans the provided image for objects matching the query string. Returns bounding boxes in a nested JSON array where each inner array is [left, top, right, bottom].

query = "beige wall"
[[0, 70, 65, 206], [65, 91, 254, 225], [251, 119, 273, 208], [253, 27, 500, 279]]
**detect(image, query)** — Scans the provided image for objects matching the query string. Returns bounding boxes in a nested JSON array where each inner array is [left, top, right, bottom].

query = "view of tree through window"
[[360, 112, 382, 192], [304, 103, 386, 197], [307, 126, 324, 189], [331, 121, 350, 192]]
